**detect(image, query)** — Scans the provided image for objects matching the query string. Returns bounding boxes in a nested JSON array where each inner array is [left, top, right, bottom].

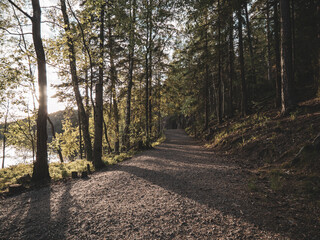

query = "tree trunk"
[[78, 110, 83, 159], [204, 12, 209, 129], [147, 0, 153, 142], [237, 4, 248, 116], [30, 0, 50, 181], [93, 3, 105, 169], [60, 0, 92, 162], [2, 102, 9, 169], [291, 0, 295, 81], [47, 116, 64, 163], [123, 0, 137, 151], [108, 12, 120, 154], [145, 1, 150, 146], [267, 0, 272, 83], [244, 3, 256, 98], [103, 119, 112, 154], [274, 0, 282, 108], [228, 8, 234, 117], [217, 0, 223, 124], [5, 0, 48, 179], [280, 0, 294, 114]]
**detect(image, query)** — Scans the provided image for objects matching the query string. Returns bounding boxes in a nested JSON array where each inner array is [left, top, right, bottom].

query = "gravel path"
[[0, 129, 313, 239]]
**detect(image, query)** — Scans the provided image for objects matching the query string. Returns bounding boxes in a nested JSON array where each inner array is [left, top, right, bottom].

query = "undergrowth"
[[0, 134, 166, 193]]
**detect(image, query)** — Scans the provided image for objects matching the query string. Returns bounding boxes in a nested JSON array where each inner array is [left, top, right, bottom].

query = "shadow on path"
[[114, 129, 319, 240]]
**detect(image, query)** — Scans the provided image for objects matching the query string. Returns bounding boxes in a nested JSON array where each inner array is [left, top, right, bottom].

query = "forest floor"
[[1, 129, 319, 239]]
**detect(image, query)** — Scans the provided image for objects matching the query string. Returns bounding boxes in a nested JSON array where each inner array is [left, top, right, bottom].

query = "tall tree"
[[107, 4, 120, 154], [274, 0, 281, 108], [8, 0, 50, 181], [93, 2, 105, 169], [244, 2, 257, 97], [228, 4, 235, 117], [123, 0, 137, 150], [59, 0, 93, 161], [237, 1, 248, 116], [280, 0, 294, 114]]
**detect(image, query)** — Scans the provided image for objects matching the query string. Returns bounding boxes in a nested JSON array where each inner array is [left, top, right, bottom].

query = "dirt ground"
[[0, 129, 319, 239]]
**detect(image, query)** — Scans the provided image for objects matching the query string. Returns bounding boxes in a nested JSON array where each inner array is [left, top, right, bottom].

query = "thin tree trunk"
[[123, 0, 136, 150], [267, 0, 272, 83], [244, 3, 256, 98], [204, 12, 210, 129], [217, 0, 223, 124], [47, 117, 64, 163], [108, 12, 120, 154], [237, 4, 248, 116], [280, 0, 294, 114], [228, 8, 234, 117], [148, 0, 153, 142], [2, 102, 9, 169], [78, 110, 83, 159], [291, 0, 295, 82], [145, 1, 150, 145], [103, 119, 112, 154], [157, 75, 161, 137], [60, 0, 92, 162], [274, 0, 282, 107], [93, 3, 105, 169]]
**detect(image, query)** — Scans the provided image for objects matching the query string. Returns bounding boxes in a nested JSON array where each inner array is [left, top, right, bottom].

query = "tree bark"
[[2, 102, 9, 169], [203, 10, 210, 129], [267, 0, 272, 83], [93, 3, 105, 169], [228, 8, 234, 117], [30, 0, 50, 181], [145, 0, 150, 146], [244, 3, 257, 98], [123, 0, 137, 150], [280, 0, 294, 114], [60, 0, 92, 162], [237, 4, 248, 116], [217, 0, 222, 124], [108, 12, 120, 154], [103, 119, 112, 154], [274, 0, 282, 108]]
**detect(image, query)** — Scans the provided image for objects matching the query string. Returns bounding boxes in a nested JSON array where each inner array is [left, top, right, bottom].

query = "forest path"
[[0, 129, 306, 239]]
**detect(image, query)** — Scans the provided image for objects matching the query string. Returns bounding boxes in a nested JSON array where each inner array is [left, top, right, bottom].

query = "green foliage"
[[49, 160, 93, 180], [49, 115, 79, 161], [0, 159, 93, 191], [0, 163, 33, 191], [6, 115, 36, 152]]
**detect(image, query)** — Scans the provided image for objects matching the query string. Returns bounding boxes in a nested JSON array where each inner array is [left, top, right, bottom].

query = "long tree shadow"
[[22, 185, 52, 240], [50, 182, 72, 239], [0, 193, 31, 240]]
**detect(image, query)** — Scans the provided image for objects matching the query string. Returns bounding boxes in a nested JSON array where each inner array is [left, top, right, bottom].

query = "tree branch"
[[0, 27, 32, 36], [7, 0, 33, 20]]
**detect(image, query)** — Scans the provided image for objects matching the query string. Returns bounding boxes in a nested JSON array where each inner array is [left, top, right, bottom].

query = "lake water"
[[0, 141, 59, 168]]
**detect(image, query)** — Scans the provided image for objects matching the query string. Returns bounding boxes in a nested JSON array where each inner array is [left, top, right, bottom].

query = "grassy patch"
[[0, 159, 93, 192], [49, 159, 93, 180]]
